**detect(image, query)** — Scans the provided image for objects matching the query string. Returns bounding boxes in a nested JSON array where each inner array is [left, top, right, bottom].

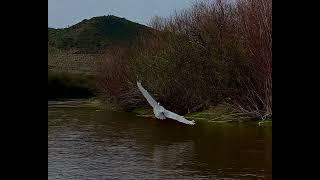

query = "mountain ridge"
[[48, 15, 152, 53]]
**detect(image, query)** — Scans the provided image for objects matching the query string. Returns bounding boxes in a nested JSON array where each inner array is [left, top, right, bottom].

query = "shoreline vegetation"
[[96, 0, 272, 121], [48, 71, 96, 99], [48, 0, 272, 123]]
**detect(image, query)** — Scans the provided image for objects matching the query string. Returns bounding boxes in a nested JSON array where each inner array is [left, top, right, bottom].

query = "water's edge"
[[48, 98, 272, 127]]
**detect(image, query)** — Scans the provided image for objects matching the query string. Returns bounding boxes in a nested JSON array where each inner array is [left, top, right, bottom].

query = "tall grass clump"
[[97, 0, 272, 119]]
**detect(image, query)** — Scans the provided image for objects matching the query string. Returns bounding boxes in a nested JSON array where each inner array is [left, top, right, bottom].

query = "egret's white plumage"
[[137, 81, 195, 125]]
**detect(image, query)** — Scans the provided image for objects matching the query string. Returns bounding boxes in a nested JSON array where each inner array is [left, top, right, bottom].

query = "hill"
[[48, 15, 151, 52], [48, 15, 153, 99]]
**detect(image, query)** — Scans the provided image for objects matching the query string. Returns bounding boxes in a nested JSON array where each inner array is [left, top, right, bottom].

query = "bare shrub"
[[97, 0, 272, 119]]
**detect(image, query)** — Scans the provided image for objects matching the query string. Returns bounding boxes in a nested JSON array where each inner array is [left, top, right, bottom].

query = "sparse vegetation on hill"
[[48, 16, 154, 99], [48, 15, 152, 52]]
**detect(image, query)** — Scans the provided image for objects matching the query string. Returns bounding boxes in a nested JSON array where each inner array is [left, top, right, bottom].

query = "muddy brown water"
[[48, 100, 272, 179]]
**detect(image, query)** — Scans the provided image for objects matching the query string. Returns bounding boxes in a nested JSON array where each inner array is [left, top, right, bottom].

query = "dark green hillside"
[[48, 15, 151, 52]]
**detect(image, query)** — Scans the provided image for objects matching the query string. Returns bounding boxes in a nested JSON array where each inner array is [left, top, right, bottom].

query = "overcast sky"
[[48, 0, 197, 28]]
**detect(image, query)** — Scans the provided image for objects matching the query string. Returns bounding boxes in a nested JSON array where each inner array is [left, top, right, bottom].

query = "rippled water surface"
[[48, 100, 272, 179]]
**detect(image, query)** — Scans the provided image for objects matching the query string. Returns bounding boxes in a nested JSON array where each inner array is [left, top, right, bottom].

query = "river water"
[[48, 100, 272, 179]]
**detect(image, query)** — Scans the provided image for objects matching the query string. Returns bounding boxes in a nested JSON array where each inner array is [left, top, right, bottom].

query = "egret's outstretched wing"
[[137, 81, 158, 108], [164, 110, 195, 125]]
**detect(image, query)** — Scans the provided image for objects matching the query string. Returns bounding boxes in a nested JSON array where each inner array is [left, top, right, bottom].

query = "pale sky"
[[48, 0, 197, 28]]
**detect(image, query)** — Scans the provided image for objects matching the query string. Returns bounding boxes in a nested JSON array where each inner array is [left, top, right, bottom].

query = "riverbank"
[[133, 104, 272, 126], [48, 71, 96, 99], [58, 98, 272, 126], [48, 98, 104, 108], [48, 98, 272, 127]]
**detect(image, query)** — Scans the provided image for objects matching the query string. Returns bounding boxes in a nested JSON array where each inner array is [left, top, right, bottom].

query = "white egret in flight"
[[137, 81, 195, 125]]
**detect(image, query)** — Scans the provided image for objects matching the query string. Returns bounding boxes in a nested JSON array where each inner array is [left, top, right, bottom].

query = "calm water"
[[48, 100, 272, 180]]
